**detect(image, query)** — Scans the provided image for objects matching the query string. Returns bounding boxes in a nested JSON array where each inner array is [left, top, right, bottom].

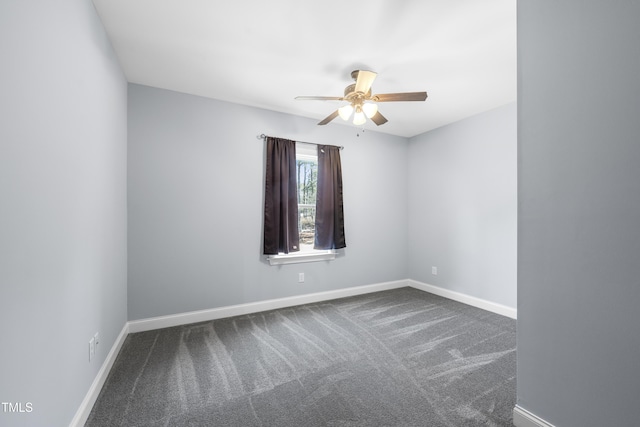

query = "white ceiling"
[[92, 0, 516, 138]]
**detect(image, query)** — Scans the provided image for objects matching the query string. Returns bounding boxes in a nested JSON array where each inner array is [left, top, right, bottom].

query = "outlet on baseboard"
[[298, 273, 305, 283]]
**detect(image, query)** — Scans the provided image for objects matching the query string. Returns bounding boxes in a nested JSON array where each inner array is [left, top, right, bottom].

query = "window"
[[296, 143, 318, 252], [263, 137, 345, 265]]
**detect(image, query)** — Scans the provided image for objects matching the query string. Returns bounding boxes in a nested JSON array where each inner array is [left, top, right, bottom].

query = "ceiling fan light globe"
[[338, 104, 354, 121], [353, 111, 366, 126], [362, 103, 378, 118]]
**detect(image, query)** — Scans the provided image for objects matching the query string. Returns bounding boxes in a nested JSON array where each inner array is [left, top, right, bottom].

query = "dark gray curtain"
[[314, 145, 346, 250], [263, 137, 300, 254]]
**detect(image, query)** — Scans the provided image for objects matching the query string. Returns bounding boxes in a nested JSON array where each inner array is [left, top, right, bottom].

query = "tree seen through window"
[[297, 156, 317, 250]]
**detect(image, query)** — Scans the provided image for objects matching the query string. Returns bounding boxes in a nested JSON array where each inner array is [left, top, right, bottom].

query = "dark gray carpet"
[[86, 287, 516, 426]]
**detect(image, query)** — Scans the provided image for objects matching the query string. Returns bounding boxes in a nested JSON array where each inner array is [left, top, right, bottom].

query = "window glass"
[[296, 143, 317, 251]]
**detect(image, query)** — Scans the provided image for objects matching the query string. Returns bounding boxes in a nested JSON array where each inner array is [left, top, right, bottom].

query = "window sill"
[[267, 250, 336, 266]]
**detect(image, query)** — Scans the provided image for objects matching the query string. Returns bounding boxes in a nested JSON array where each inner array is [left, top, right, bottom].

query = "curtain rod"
[[258, 134, 344, 150]]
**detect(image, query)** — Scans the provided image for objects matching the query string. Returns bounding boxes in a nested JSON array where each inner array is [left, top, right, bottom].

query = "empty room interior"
[[1, 1, 639, 427]]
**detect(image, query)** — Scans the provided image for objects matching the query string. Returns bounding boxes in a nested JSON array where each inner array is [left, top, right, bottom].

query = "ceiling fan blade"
[[318, 110, 339, 125], [295, 96, 344, 101], [373, 92, 428, 102], [371, 111, 389, 126], [354, 70, 377, 94], [370, 111, 388, 126]]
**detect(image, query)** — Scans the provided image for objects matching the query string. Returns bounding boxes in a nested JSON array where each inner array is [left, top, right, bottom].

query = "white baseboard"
[[513, 405, 556, 427], [125, 278, 517, 333], [408, 279, 517, 319], [69, 323, 129, 427], [128, 279, 409, 333]]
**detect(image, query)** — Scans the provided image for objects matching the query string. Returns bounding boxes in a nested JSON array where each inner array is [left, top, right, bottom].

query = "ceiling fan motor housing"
[[344, 84, 371, 101]]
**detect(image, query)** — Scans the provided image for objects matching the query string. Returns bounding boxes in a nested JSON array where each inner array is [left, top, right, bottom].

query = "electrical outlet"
[[89, 337, 95, 362], [298, 273, 305, 283], [431, 266, 438, 275], [94, 332, 99, 347]]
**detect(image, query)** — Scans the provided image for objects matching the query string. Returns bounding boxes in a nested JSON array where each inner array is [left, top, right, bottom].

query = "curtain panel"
[[263, 137, 300, 254], [314, 145, 346, 250]]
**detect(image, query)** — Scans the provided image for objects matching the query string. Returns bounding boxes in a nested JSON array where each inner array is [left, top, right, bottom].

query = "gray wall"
[[408, 103, 517, 309], [0, 1, 127, 426], [518, 2, 640, 426], [128, 84, 408, 320]]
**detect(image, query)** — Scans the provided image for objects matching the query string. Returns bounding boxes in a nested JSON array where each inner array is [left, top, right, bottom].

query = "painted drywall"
[[407, 103, 517, 309], [0, 1, 127, 426], [518, 2, 640, 426], [128, 84, 408, 320]]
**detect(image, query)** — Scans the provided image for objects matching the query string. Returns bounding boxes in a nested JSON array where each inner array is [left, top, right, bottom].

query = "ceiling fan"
[[295, 70, 427, 127]]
